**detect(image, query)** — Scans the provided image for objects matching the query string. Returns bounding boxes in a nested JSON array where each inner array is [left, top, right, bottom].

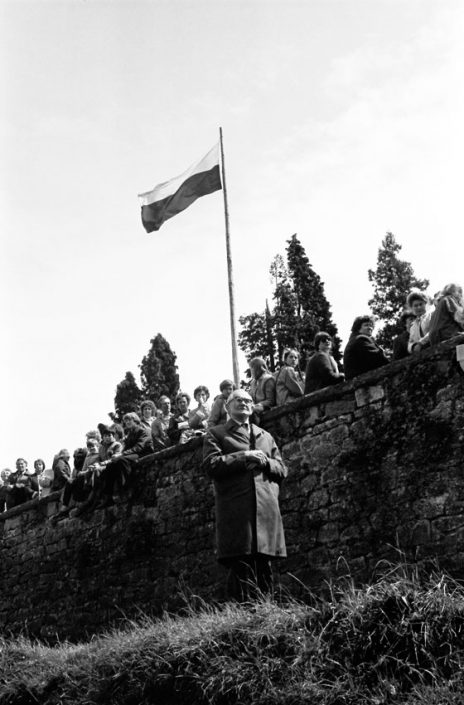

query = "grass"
[[1, 567, 464, 704]]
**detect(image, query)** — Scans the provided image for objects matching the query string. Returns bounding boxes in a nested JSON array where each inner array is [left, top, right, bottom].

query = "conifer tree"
[[113, 371, 142, 421], [286, 234, 342, 363], [139, 333, 180, 404], [368, 232, 429, 353], [273, 277, 299, 362], [238, 238, 341, 369]]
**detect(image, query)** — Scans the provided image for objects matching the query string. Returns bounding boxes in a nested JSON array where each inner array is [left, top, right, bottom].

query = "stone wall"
[[1, 335, 464, 641]]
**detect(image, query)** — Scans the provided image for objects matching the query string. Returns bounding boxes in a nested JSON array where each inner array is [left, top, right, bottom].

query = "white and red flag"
[[138, 144, 222, 232]]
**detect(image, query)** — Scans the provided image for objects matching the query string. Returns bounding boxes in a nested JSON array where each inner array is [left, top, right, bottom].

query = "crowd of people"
[[1, 282, 463, 519]]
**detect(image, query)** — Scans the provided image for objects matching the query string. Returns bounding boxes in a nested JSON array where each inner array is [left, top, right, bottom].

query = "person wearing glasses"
[[203, 389, 287, 601]]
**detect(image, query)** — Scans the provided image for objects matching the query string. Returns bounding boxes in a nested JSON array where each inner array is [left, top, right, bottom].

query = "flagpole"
[[219, 127, 240, 387]]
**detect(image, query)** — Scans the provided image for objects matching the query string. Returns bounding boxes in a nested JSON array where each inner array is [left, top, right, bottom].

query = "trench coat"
[[202, 419, 287, 562]]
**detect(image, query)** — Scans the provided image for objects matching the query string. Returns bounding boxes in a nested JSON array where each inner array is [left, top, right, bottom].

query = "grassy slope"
[[1, 571, 464, 705]]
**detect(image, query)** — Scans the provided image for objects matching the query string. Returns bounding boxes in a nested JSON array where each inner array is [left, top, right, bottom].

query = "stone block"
[[317, 522, 339, 545], [282, 440, 302, 463], [324, 399, 356, 417], [411, 520, 431, 545], [412, 495, 449, 520], [307, 489, 329, 511], [321, 466, 347, 486], [4, 516, 22, 531], [312, 418, 340, 435], [428, 401, 452, 421], [355, 385, 385, 407], [301, 406, 320, 429]]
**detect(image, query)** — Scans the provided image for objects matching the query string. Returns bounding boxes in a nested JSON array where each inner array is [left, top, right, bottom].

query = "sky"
[[1, 0, 463, 468]]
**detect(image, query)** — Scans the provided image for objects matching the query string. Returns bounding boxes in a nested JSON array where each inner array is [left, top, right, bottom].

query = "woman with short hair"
[[189, 385, 211, 431], [406, 291, 433, 353], [305, 333, 344, 393], [343, 316, 389, 380], [275, 349, 305, 405], [140, 400, 157, 429], [207, 379, 236, 428]]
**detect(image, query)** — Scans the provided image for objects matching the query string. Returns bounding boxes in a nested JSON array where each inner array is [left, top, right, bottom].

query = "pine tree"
[[286, 234, 342, 363], [238, 237, 341, 370], [273, 277, 299, 362], [139, 333, 180, 404], [113, 371, 143, 421], [368, 232, 429, 353]]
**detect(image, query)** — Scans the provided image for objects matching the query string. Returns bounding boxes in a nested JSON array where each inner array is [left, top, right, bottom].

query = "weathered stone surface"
[[355, 385, 385, 407], [2, 335, 464, 641]]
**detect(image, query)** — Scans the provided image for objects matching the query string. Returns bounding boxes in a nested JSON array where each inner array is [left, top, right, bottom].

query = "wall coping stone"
[[262, 333, 464, 422], [1, 334, 463, 526]]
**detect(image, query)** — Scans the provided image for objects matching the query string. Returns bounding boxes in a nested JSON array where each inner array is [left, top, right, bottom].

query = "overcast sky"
[[1, 0, 463, 468]]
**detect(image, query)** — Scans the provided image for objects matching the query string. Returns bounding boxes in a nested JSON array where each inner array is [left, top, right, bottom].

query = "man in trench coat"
[[202, 389, 287, 600]]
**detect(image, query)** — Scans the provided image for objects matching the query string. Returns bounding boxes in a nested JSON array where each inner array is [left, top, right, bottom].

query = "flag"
[[138, 143, 222, 233]]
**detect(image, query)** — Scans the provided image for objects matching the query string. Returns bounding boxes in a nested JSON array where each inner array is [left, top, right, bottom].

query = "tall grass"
[[1, 567, 464, 704]]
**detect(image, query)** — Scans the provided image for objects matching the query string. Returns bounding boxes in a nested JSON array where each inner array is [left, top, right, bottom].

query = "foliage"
[[368, 232, 429, 354], [139, 333, 180, 404], [238, 235, 342, 368], [2, 569, 464, 704], [238, 311, 272, 364], [286, 234, 342, 362], [112, 371, 142, 422]]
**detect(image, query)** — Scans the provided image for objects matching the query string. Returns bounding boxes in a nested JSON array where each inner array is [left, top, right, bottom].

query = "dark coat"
[[7, 472, 34, 507], [305, 352, 342, 393], [51, 459, 72, 492], [203, 419, 287, 561], [122, 425, 154, 460], [428, 296, 464, 345], [392, 330, 410, 360], [343, 334, 389, 380]]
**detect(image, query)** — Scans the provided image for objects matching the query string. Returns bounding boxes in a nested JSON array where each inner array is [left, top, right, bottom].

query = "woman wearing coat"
[[275, 349, 305, 405], [428, 283, 464, 346], [305, 332, 344, 393], [343, 316, 389, 381], [249, 357, 276, 416], [203, 390, 287, 600]]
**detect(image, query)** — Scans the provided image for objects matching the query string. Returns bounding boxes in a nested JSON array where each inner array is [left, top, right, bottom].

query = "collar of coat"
[[225, 418, 264, 437]]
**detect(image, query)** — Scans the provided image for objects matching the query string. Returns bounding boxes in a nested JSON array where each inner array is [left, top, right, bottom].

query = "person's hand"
[[246, 450, 268, 468]]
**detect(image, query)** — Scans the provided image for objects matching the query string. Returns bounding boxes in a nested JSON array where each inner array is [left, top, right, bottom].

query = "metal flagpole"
[[219, 126, 240, 387]]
